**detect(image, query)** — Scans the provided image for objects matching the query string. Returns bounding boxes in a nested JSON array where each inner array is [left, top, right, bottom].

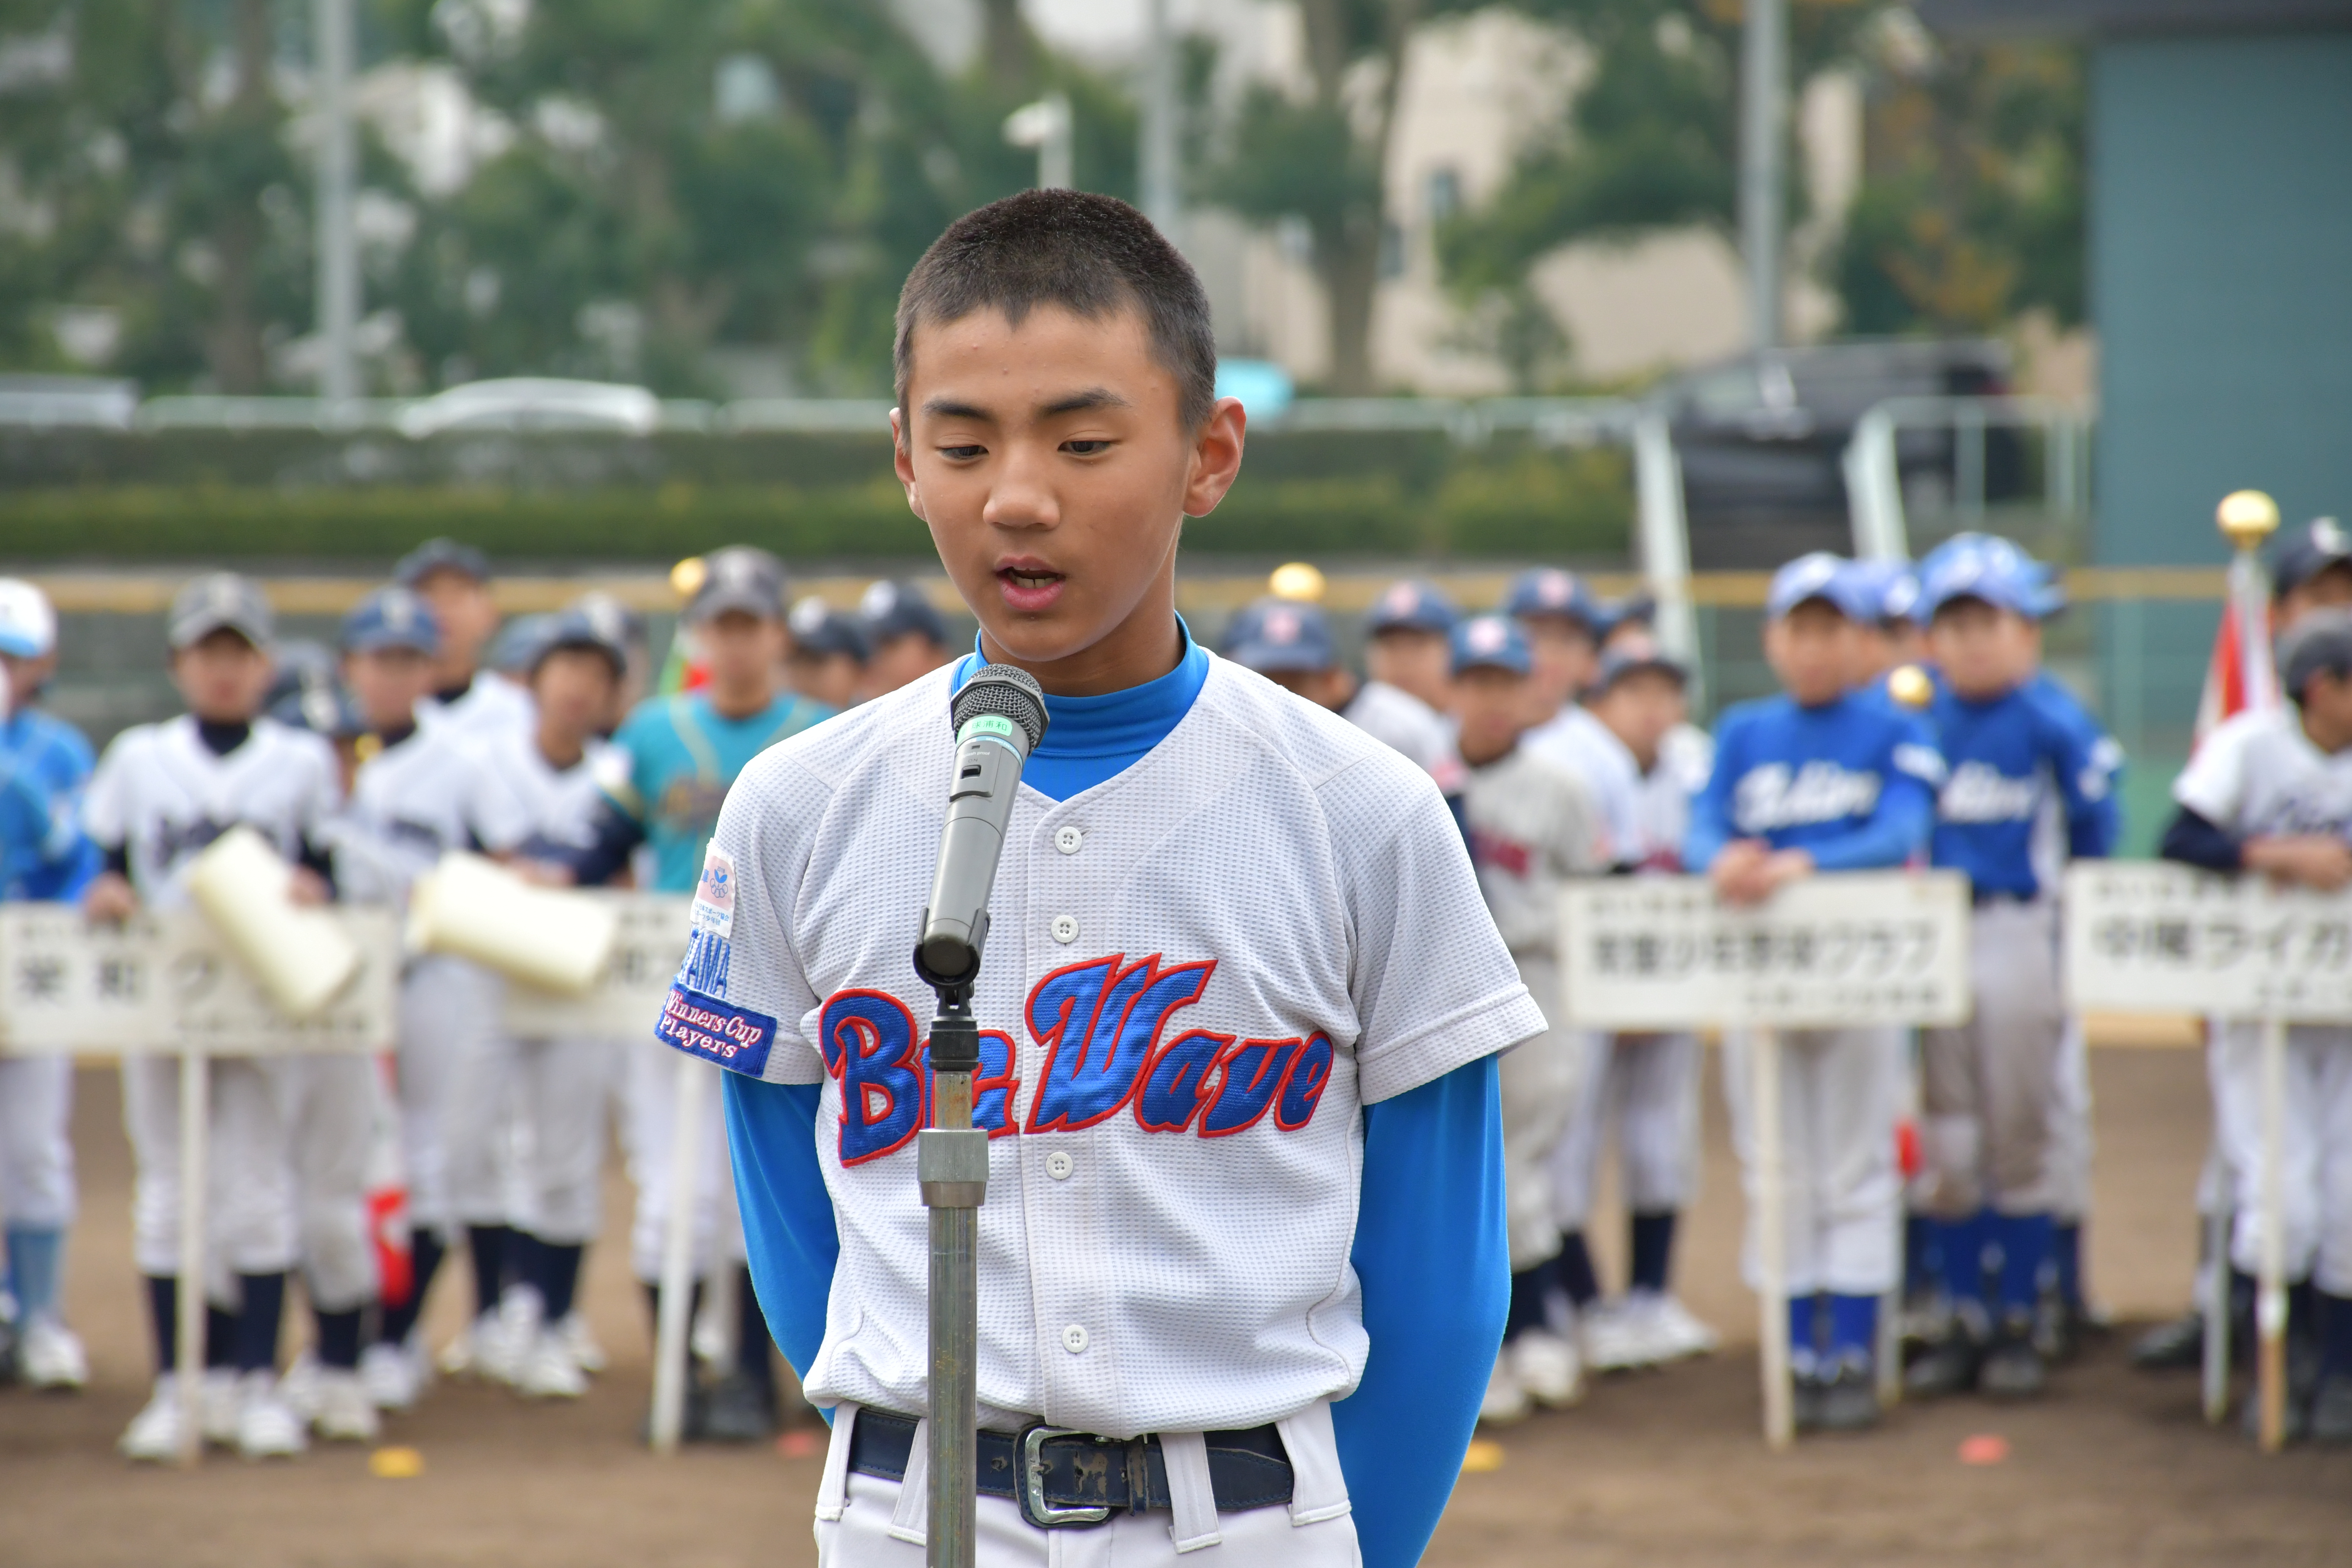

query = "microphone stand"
[[916, 953, 987, 1568]]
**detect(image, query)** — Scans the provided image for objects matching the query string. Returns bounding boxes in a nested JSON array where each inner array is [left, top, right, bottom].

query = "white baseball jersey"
[[2173, 706, 2352, 839], [1342, 679, 1465, 792], [1632, 723, 1713, 872], [476, 729, 619, 856], [329, 726, 523, 906], [671, 658, 1543, 1437], [1524, 702, 1641, 866], [83, 716, 340, 908], [419, 671, 535, 746], [1460, 743, 1602, 955]]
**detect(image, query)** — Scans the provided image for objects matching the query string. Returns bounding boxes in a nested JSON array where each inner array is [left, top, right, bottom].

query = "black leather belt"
[[846, 1409, 1294, 1530]]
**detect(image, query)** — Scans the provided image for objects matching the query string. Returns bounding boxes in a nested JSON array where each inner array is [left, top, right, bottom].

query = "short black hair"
[[894, 189, 1217, 438]]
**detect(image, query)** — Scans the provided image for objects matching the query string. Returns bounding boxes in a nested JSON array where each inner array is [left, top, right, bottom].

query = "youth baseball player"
[[1360, 578, 1457, 720], [89, 574, 342, 1461], [2161, 607, 2352, 1443], [700, 190, 1538, 1566], [1514, 568, 1641, 868], [1686, 553, 1943, 1434], [789, 595, 872, 712], [0, 580, 98, 1392], [400, 539, 534, 744], [1902, 540, 2121, 1403], [557, 546, 831, 1441], [858, 580, 956, 700], [331, 587, 518, 1412], [1549, 633, 1721, 1373], [1449, 614, 1603, 1423]]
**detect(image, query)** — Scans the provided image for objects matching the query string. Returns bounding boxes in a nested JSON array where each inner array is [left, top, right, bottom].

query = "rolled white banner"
[[406, 851, 619, 996], [185, 825, 361, 1020]]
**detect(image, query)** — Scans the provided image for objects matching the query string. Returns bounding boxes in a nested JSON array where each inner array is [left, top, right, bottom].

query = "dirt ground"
[[2, 1048, 2347, 1568]]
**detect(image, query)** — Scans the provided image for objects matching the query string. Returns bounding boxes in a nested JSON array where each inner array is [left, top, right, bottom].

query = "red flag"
[[2194, 553, 2280, 747]]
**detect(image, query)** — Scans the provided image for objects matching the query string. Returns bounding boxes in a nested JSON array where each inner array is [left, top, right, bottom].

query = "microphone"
[[917, 663, 1048, 990]]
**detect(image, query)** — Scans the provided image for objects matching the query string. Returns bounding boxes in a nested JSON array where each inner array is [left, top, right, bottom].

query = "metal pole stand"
[[919, 983, 987, 1568]]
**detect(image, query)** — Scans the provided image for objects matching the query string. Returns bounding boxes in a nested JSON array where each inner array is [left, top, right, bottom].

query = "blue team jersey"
[[602, 690, 831, 892], [1686, 690, 1944, 873], [0, 707, 96, 901], [1928, 674, 2122, 899]]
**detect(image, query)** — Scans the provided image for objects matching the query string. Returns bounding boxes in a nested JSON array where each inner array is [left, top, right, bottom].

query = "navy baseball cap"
[[342, 586, 442, 656], [569, 590, 646, 652], [1366, 578, 1458, 636], [1765, 553, 1873, 621], [486, 612, 556, 675], [688, 545, 787, 623], [1594, 628, 1687, 691], [1503, 567, 1599, 627], [1916, 536, 2047, 620], [1451, 613, 1532, 677], [789, 594, 871, 661], [1840, 558, 1921, 625], [531, 606, 627, 677], [169, 572, 274, 650], [394, 537, 491, 588], [2273, 518, 2352, 602], [860, 579, 950, 647], [2280, 607, 2352, 699], [1595, 592, 1655, 641], [1227, 597, 1337, 674]]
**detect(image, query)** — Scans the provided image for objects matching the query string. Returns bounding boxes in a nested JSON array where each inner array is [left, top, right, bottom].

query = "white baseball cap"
[[0, 579, 57, 659]]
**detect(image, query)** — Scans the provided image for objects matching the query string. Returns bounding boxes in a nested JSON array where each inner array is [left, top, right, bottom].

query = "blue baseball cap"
[[1366, 578, 1458, 636], [1594, 627, 1687, 691], [1765, 553, 1874, 621], [1840, 558, 1921, 625], [394, 537, 491, 588], [532, 606, 627, 677], [1503, 567, 1599, 627], [486, 612, 556, 675], [1228, 597, 1337, 674], [789, 594, 871, 662], [1916, 536, 2050, 620], [341, 586, 441, 656], [1451, 613, 1532, 677], [860, 579, 950, 648]]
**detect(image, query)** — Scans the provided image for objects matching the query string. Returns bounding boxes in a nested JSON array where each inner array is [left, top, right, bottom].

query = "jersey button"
[[1061, 1323, 1089, 1355], [1051, 913, 1079, 944], [1054, 825, 1085, 855], [1045, 1151, 1073, 1180]]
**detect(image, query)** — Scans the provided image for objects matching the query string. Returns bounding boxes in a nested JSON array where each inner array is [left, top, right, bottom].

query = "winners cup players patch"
[[657, 985, 776, 1076]]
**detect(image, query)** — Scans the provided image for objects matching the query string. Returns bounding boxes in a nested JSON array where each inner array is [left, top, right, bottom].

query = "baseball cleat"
[[310, 1368, 382, 1442], [2128, 1309, 2205, 1371], [1643, 1295, 1721, 1361], [19, 1319, 88, 1391], [1905, 1317, 1986, 1399], [235, 1372, 308, 1459], [119, 1376, 188, 1462], [359, 1340, 421, 1411], [1979, 1315, 2047, 1400], [1581, 1301, 1657, 1372], [1509, 1328, 1585, 1408], [702, 1367, 781, 1441], [277, 1352, 322, 1419], [200, 1367, 244, 1446], [558, 1312, 607, 1376], [1479, 1348, 1532, 1426], [516, 1331, 588, 1400], [1815, 1361, 1882, 1432], [2307, 1375, 2352, 1444]]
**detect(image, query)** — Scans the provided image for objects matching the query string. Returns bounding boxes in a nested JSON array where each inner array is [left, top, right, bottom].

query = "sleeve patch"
[[656, 984, 775, 1077], [692, 847, 736, 937]]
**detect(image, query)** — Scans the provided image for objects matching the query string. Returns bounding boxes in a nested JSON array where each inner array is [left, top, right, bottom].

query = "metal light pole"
[[1139, 0, 1180, 237], [314, 0, 359, 409], [1004, 93, 1074, 191], [1738, 0, 1786, 351]]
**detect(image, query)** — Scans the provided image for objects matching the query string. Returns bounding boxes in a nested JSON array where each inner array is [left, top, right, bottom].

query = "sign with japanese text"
[[0, 905, 398, 1056], [2063, 863, 2352, 1021], [502, 894, 690, 1038], [1559, 872, 1972, 1030]]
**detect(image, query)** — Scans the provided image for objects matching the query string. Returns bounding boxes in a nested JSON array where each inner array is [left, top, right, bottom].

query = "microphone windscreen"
[[949, 664, 1048, 752]]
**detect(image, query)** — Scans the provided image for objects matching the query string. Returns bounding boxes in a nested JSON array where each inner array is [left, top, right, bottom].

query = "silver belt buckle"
[[1020, 1424, 1113, 1528]]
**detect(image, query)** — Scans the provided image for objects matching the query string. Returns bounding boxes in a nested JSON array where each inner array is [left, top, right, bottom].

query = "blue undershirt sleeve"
[[1332, 1054, 1507, 1568], [722, 1074, 841, 1410]]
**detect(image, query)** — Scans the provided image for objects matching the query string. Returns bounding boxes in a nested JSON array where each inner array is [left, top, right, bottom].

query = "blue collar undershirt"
[[949, 618, 1210, 802]]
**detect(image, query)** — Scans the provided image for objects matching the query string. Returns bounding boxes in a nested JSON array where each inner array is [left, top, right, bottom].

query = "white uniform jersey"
[[2173, 706, 2352, 838], [330, 725, 522, 906], [1460, 743, 1602, 956], [1342, 679, 1466, 793], [477, 729, 618, 856], [1524, 702, 1641, 867], [675, 658, 1543, 1437], [83, 716, 340, 909], [1633, 723, 1713, 873], [419, 671, 535, 747]]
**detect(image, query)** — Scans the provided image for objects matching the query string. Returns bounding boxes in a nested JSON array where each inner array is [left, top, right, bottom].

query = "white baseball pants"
[[624, 1037, 743, 1281], [449, 1034, 617, 1244], [393, 955, 504, 1239], [1918, 901, 2068, 1219], [1722, 1027, 1904, 1298], [122, 1055, 296, 1282], [811, 1402, 1360, 1567], [1549, 1031, 1703, 1230], [2210, 1023, 2352, 1294], [0, 1055, 76, 1229], [279, 1053, 380, 1311], [1497, 953, 1578, 1273]]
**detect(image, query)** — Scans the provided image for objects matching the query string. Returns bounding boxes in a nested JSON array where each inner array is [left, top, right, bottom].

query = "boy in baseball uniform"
[[1448, 613, 1603, 1423], [2162, 606, 2352, 1443], [1687, 553, 1944, 1434], [692, 190, 1539, 1565], [89, 574, 343, 1461], [1903, 539, 2120, 1403], [0, 580, 98, 1391], [399, 539, 533, 745]]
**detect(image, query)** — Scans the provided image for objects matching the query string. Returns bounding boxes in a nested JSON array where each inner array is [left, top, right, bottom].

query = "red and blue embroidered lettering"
[[819, 990, 928, 1165]]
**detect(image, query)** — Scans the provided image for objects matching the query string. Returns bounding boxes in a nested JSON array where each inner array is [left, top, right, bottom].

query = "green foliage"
[[1832, 39, 2084, 335]]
